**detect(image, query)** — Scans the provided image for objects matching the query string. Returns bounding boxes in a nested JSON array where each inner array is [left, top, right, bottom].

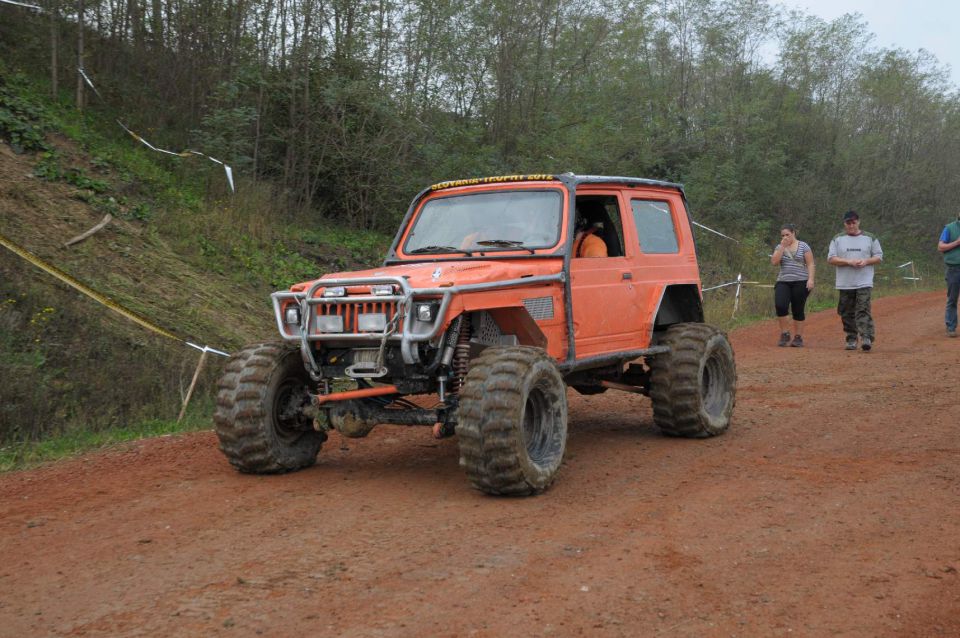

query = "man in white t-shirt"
[[827, 210, 883, 351]]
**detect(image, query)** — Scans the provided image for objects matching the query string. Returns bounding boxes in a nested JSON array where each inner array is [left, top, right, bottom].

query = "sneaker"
[[948, 329, 958, 338], [790, 335, 804, 347], [861, 337, 872, 352], [778, 332, 791, 347], [845, 339, 857, 351]]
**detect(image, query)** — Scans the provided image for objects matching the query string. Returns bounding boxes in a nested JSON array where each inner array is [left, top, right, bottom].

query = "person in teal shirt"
[[937, 213, 960, 337]]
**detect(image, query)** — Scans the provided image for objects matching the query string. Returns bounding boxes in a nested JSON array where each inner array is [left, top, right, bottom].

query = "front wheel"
[[648, 323, 736, 437], [213, 342, 325, 473], [456, 346, 568, 496]]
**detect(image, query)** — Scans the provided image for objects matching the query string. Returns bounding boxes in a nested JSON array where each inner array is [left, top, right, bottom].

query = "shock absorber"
[[450, 317, 472, 395]]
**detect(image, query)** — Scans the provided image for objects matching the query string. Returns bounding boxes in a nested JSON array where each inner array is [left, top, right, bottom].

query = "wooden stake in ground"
[[178, 348, 209, 424], [732, 273, 743, 319], [63, 213, 112, 247]]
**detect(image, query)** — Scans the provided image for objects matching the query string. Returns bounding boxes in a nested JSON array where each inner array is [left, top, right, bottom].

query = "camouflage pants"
[[837, 287, 874, 342]]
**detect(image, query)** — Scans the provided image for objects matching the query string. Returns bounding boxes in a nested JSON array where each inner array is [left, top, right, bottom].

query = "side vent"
[[522, 296, 554, 320]]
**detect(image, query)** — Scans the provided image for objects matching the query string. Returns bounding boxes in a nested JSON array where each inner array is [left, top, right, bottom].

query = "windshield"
[[403, 190, 563, 255]]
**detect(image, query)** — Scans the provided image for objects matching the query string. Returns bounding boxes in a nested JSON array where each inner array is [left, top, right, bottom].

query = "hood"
[[290, 259, 562, 292]]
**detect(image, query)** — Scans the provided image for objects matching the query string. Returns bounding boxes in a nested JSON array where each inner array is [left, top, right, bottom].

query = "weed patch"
[[0, 73, 51, 153], [0, 410, 212, 472]]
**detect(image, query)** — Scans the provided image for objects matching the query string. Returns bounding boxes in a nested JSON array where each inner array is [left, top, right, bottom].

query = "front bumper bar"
[[272, 273, 564, 372]]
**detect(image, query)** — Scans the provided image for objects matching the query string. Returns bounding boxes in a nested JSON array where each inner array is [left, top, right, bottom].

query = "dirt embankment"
[[1, 291, 958, 637]]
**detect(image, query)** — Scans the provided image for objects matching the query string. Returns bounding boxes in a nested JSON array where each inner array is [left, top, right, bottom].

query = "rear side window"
[[631, 200, 679, 254]]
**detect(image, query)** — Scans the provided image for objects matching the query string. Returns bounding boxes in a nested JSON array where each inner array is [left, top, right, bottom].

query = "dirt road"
[[1, 291, 958, 637]]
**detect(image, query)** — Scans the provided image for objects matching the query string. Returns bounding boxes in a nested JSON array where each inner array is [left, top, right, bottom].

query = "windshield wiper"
[[409, 245, 473, 256], [476, 239, 535, 254]]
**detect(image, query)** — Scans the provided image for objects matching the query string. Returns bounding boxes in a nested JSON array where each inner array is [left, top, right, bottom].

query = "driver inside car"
[[573, 206, 608, 258]]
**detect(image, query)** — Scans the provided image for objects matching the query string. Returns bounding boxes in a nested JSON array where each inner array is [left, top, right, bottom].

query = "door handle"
[[622, 272, 632, 280]]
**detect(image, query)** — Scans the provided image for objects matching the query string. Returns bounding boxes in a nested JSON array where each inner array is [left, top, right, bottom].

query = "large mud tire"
[[456, 346, 568, 496], [214, 342, 324, 473], [648, 323, 736, 438]]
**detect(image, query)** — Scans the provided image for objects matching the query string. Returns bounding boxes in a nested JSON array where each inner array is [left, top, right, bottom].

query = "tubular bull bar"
[[272, 273, 565, 374]]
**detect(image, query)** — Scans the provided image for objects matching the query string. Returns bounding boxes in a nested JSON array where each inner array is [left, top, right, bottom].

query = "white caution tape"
[[187, 151, 235, 193], [115, 120, 235, 192], [186, 342, 230, 358], [702, 278, 760, 292], [691, 221, 740, 243], [77, 68, 104, 101], [78, 68, 235, 193], [702, 280, 740, 292], [116, 120, 183, 157], [0, 0, 43, 10]]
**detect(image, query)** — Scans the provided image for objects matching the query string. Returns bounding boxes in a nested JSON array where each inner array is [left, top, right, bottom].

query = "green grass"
[[53, 103, 204, 211], [1, 66, 204, 213], [0, 410, 212, 472], [302, 223, 394, 266]]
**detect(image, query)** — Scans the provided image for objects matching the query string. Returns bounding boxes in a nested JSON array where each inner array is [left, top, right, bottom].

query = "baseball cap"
[[842, 210, 859, 222]]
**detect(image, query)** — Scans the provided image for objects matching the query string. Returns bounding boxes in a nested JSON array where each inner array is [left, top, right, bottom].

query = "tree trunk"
[[50, 0, 59, 99], [150, 0, 163, 46], [76, 0, 85, 110]]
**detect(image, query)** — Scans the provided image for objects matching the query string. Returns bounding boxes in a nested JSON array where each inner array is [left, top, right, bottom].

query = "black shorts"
[[774, 280, 809, 321]]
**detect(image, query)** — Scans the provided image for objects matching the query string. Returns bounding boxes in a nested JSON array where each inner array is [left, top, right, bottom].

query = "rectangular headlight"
[[357, 313, 387, 332], [370, 284, 395, 296], [322, 286, 346, 298], [284, 305, 301, 325], [416, 302, 436, 322], [315, 315, 345, 333]]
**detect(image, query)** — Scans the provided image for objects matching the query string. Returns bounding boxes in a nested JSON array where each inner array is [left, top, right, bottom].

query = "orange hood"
[[290, 259, 562, 292]]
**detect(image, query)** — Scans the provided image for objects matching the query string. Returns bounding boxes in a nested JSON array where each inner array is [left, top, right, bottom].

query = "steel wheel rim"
[[701, 349, 729, 418], [521, 379, 561, 467], [272, 378, 312, 443]]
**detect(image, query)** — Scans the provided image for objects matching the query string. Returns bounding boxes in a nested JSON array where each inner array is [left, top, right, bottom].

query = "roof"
[[427, 173, 683, 193]]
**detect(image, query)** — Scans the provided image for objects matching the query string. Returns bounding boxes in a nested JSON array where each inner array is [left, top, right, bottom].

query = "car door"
[[623, 190, 699, 344], [569, 192, 643, 358]]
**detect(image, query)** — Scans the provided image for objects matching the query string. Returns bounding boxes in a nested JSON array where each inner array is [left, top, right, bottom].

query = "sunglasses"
[[844, 219, 858, 224]]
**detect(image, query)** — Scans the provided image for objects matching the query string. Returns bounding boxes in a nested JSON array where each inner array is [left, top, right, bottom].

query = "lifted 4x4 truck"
[[214, 173, 736, 495]]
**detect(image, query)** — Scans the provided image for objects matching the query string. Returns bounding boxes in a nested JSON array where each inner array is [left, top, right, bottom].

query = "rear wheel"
[[214, 342, 325, 473], [457, 346, 568, 495], [648, 323, 736, 437]]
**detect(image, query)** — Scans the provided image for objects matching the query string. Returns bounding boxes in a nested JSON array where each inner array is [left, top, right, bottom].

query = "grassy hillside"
[[0, 68, 392, 467]]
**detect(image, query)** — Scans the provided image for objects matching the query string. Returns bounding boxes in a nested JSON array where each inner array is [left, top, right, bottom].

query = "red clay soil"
[[1, 290, 958, 637]]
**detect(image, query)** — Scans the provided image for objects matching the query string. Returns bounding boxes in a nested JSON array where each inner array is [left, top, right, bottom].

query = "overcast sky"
[[778, 0, 959, 88]]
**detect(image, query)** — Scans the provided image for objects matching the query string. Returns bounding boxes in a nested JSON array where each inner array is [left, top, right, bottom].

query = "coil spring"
[[450, 318, 472, 395]]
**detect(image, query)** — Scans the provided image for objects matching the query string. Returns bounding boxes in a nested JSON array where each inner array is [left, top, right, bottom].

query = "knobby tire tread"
[[649, 323, 736, 438], [457, 346, 567, 496], [213, 342, 323, 474]]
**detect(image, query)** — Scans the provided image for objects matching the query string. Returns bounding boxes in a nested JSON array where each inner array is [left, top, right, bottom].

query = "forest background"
[[1, 0, 958, 461]]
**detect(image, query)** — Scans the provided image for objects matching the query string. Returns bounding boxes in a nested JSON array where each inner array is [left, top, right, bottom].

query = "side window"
[[631, 200, 679, 254], [574, 195, 625, 257]]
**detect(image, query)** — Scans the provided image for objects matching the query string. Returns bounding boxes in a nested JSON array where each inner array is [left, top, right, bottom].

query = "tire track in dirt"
[[1, 290, 958, 637]]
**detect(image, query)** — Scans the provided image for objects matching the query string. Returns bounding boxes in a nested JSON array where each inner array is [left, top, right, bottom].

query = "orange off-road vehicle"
[[214, 174, 736, 495]]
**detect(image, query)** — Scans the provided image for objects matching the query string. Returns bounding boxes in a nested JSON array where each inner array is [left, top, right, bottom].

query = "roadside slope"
[[0, 290, 958, 637]]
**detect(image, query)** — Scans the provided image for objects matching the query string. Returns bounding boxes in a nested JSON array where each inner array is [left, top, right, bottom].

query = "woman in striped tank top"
[[771, 224, 816, 347]]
